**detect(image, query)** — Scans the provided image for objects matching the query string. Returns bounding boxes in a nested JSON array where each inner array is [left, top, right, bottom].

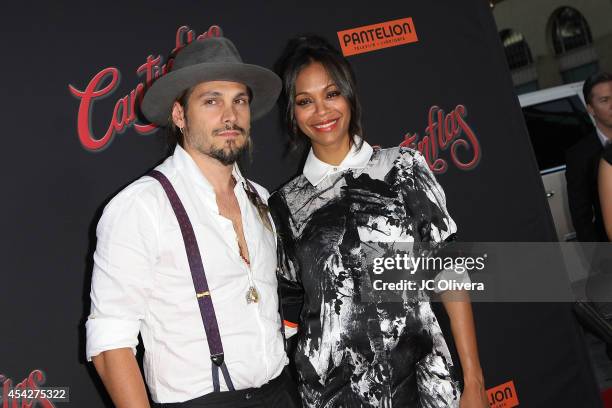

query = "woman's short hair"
[[274, 34, 363, 150]]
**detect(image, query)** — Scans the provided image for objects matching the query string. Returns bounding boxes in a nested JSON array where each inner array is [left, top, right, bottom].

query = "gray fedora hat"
[[141, 36, 281, 126]]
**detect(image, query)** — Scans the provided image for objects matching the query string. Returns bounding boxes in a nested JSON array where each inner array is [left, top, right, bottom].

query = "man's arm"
[[566, 148, 598, 241], [92, 348, 150, 408], [86, 188, 158, 405]]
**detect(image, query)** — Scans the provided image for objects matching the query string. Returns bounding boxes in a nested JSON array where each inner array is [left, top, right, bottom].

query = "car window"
[[522, 95, 592, 172]]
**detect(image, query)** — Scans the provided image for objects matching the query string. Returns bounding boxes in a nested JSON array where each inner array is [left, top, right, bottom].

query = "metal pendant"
[[246, 286, 260, 304]]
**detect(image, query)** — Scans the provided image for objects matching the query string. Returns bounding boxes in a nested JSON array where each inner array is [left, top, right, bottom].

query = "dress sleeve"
[[399, 148, 457, 242], [399, 149, 469, 292], [268, 190, 304, 338]]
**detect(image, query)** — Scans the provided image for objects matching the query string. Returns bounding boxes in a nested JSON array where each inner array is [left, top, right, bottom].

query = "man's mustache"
[[213, 124, 247, 135]]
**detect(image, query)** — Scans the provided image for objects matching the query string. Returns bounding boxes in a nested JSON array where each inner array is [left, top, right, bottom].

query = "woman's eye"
[[296, 98, 311, 106], [327, 90, 341, 98], [235, 98, 249, 105]]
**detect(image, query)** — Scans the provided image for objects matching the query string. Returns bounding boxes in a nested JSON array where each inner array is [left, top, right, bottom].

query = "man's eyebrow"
[[195, 91, 222, 98], [194, 91, 250, 99]]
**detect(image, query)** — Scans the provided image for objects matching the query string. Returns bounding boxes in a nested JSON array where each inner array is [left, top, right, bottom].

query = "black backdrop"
[[0, 0, 602, 406]]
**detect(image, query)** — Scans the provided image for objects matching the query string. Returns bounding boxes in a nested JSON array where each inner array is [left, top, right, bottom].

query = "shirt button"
[[245, 392, 253, 400], [333, 167, 338, 171]]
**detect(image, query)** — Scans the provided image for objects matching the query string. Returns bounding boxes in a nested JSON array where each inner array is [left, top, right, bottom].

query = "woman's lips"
[[312, 119, 338, 132]]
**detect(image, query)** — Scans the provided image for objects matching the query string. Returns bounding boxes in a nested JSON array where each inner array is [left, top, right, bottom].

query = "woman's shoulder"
[[370, 145, 424, 168]]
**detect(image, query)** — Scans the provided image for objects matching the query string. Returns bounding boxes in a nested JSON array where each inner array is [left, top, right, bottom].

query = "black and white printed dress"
[[269, 141, 461, 408]]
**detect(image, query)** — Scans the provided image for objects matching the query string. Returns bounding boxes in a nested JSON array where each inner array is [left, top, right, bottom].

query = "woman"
[[599, 144, 612, 240], [269, 35, 487, 408]]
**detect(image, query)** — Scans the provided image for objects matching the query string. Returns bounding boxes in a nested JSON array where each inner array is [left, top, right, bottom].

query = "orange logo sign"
[[487, 380, 519, 408], [337, 17, 419, 57]]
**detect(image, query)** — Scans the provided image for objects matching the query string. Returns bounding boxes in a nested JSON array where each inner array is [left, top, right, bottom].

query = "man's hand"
[[92, 348, 150, 408]]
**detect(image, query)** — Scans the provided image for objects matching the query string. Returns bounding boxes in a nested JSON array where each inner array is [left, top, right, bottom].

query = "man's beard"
[[207, 138, 250, 165], [187, 123, 251, 165]]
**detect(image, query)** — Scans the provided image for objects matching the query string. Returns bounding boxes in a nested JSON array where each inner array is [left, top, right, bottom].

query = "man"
[[85, 36, 299, 407], [566, 72, 612, 242], [566, 72, 612, 363]]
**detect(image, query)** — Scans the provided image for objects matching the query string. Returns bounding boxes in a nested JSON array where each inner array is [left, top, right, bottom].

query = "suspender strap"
[[148, 170, 235, 392]]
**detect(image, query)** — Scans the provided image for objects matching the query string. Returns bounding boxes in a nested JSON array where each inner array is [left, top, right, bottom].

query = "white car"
[[518, 82, 596, 242]]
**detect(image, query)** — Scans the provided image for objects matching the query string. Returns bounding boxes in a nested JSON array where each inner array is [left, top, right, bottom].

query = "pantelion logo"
[[337, 17, 419, 56], [487, 380, 519, 408]]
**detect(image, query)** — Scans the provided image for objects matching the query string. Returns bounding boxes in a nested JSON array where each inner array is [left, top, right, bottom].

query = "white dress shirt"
[[86, 145, 287, 403]]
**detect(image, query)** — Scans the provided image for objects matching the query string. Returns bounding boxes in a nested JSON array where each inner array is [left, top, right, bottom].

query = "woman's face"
[[294, 62, 351, 150]]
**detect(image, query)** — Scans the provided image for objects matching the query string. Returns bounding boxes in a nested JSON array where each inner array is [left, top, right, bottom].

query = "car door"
[[521, 95, 593, 241]]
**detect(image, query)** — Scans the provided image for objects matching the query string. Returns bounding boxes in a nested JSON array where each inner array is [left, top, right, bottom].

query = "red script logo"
[[400, 104, 481, 174], [68, 25, 221, 151]]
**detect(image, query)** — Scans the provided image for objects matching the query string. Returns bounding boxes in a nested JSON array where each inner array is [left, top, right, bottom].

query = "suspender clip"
[[211, 353, 225, 366]]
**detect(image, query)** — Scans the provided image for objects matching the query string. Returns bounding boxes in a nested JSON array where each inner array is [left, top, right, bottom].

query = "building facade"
[[492, 0, 612, 93]]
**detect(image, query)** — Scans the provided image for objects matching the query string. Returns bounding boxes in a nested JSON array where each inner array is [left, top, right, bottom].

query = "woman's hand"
[[460, 375, 488, 408]]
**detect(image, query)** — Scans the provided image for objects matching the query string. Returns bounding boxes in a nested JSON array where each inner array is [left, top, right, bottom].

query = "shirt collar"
[[303, 136, 374, 186], [596, 126, 612, 147], [172, 144, 245, 193]]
